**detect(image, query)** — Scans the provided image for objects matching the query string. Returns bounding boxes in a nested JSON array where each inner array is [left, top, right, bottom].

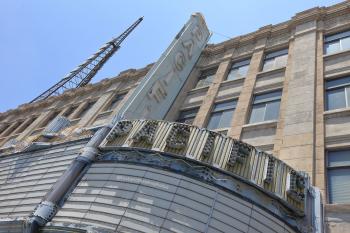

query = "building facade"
[[0, 1, 350, 233]]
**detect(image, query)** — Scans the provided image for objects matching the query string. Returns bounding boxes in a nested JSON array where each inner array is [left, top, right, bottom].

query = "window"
[[77, 101, 96, 119], [262, 49, 288, 71], [0, 124, 10, 136], [0, 121, 23, 137], [325, 76, 350, 111], [176, 108, 199, 124], [207, 100, 237, 130], [327, 150, 350, 204], [16, 116, 37, 134], [195, 68, 217, 88], [249, 90, 282, 124], [63, 105, 78, 118], [227, 59, 250, 81], [324, 30, 350, 54], [107, 93, 126, 111], [39, 111, 61, 128]]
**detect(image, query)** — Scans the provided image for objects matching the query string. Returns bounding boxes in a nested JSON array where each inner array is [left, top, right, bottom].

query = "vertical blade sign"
[[115, 13, 210, 121]]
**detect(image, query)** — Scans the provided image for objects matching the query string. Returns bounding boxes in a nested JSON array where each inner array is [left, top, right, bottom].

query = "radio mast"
[[30, 17, 143, 103]]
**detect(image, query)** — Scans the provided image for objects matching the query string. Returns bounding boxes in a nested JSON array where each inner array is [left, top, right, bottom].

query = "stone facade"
[[0, 1, 350, 233]]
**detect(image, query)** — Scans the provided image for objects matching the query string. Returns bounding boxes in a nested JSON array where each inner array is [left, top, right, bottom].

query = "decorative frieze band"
[[102, 119, 308, 214]]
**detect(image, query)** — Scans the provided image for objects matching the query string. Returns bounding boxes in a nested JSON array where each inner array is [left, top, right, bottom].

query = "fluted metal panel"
[[0, 140, 87, 219], [47, 163, 297, 233]]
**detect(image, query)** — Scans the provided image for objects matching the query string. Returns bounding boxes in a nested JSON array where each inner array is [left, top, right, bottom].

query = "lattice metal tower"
[[30, 17, 143, 103]]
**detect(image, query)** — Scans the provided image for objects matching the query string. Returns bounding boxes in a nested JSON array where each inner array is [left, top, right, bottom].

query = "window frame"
[[325, 76, 350, 111], [15, 116, 38, 134], [77, 100, 97, 119], [324, 30, 350, 54], [106, 92, 127, 111], [176, 107, 199, 124], [195, 68, 217, 89], [226, 59, 251, 81], [261, 48, 289, 72], [326, 149, 350, 204], [0, 124, 10, 136], [248, 90, 282, 124], [63, 105, 78, 118], [39, 110, 61, 128], [207, 99, 237, 130]]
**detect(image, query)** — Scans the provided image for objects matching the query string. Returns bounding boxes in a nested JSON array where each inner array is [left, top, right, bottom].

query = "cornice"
[[203, 1, 349, 56], [325, 0, 350, 17], [1, 2, 348, 119], [0, 63, 153, 119]]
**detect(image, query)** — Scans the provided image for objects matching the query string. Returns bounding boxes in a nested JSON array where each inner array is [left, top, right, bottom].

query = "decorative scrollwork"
[[287, 170, 306, 203], [132, 121, 159, 144], [264, 156, 275, 184], [166, 124, 191, 149], [106, 121, 133, 142], [202, 131, 217, 157], [227, 141, 252, 166]]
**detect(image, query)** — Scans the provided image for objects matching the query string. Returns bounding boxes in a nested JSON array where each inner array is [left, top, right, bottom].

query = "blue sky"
[[0, 0, 342, 112]]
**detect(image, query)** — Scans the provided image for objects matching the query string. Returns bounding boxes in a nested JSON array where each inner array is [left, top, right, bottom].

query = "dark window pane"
[[325, 30, 350, 42], [10, 121, 23, 134], [231, 59, 250, 68], [254, 91, 282, 104], [265, 101, 280, 121], [326, 76, 350, 89], [177, 117, 195, 125], [207, 112, 222, 130], [249, 103, 265, 124], [328, 168, 350, 204], [218, 109, 234, 128], [178, 108, 198, 119], [265, 49, 288, 60], [214, 100, 237, 112], [0, 124, 10, 135], [63, 106, 78, 118], [326, 88, 346, 110], [108, 94, 126, 110], [78, 101, 96, 118], [328, 150, 350, 167], [16, 117, 37, 134], [177, 108, 198, 124]]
